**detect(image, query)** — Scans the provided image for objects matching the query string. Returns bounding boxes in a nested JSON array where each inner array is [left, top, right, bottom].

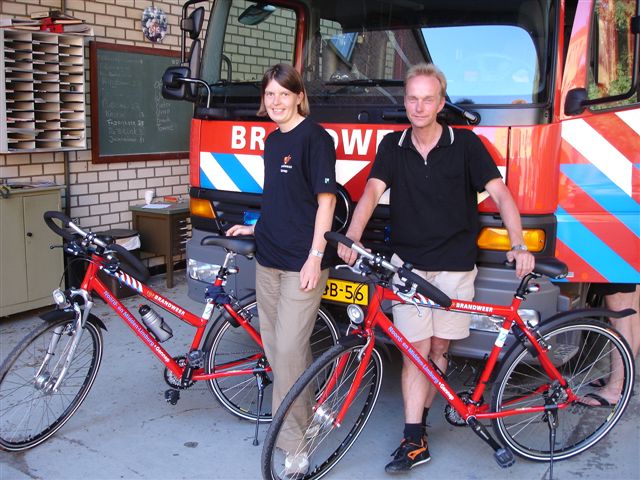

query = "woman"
[[227, 63, 336, 475]]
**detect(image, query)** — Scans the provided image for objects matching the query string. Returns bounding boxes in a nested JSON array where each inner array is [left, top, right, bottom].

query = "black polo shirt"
[[369, 125, 501, 271], [255, 118, 337, 272]]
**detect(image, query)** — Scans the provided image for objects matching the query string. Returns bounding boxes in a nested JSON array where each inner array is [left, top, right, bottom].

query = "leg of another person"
[[582, 285, 639, 406]]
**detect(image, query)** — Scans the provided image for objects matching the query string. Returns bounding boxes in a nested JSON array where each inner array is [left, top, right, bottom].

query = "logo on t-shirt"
[[281, 154, 293, 173]]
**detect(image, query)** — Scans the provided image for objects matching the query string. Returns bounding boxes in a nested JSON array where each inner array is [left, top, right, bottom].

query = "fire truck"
[[162, 0, 640, 358]]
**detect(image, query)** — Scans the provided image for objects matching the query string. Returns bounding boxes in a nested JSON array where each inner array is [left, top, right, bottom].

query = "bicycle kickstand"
[[253, 373, 266, 446], [252, 357, 272, 446], [543, 407, 558, 480]]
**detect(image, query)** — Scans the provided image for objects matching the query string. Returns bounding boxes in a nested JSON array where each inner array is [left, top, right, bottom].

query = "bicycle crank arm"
[[467, 417, 515, 468]]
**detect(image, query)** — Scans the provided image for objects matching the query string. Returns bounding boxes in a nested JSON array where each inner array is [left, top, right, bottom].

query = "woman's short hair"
[[257, 63, 310, 117], [405, 63, 447, 98]]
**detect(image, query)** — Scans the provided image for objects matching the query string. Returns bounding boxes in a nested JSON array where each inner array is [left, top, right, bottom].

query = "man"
[[338, 63, 535, 474]]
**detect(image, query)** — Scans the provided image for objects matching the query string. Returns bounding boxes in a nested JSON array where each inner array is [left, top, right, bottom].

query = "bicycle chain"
[[163, 352, 267, 390]]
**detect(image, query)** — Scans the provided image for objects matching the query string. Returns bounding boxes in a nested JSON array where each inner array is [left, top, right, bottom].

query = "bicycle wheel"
[[0, 318, 103, 451], [491, 319, 634, 461], [262, 341, 383, 480], [205, 301, 340, 422]]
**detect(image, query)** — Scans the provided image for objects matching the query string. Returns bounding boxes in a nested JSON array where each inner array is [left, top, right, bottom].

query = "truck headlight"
[[187, 259, 221, 283], [470, 309, 539, 332]]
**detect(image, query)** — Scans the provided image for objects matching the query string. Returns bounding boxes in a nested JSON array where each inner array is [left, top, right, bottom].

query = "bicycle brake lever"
[[335, 260, 368, 276], [393, 282, 424, 317]]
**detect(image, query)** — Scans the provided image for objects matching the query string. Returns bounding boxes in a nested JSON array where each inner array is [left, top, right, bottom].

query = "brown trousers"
[[256, 263, 329, 452]]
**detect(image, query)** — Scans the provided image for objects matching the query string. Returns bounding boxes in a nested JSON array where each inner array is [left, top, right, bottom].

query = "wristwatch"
[[309, 248, 324, 258], [510, 244, 528, 251]]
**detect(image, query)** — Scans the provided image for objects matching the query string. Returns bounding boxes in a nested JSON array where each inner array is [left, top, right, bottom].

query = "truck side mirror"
[[238, 3, 276, 26], [564, 88, 588, 116], [162, 66, 190, 100], [181, 6, 204, 39], [186, 40, 202, 100]]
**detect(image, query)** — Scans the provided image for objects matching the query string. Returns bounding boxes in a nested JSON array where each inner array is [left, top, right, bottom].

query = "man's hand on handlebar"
[[337, 236, 362, 266]]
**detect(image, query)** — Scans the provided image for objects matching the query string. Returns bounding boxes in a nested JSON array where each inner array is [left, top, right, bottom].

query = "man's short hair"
[[405, 63, 447, 98]]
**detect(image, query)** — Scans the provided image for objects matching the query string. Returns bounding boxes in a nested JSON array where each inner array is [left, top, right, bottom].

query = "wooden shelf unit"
[[0, 29, 87, 153]]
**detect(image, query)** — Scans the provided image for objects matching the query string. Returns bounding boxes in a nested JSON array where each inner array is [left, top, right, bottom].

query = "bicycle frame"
[[330, 282, 580, 426], [76, 252, 266, 383]]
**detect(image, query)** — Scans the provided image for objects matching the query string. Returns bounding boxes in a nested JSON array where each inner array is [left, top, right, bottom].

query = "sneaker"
[[384, 436, 431, 473], [285, 451, 309, 477]]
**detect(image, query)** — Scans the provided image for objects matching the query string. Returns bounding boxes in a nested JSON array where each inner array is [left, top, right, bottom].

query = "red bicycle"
[[262, 232, 635, 479], [0, 211, 339, 451]]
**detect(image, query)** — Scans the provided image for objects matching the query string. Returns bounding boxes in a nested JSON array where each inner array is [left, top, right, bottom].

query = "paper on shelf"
[[143, 203, 171, 209]]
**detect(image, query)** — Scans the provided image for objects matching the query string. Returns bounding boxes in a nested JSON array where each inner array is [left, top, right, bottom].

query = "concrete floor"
[[0, 271, 638, 480]]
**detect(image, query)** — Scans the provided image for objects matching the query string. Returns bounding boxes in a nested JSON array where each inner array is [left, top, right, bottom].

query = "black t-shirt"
[[370, 125, 501, 271], [255, 118, 337, 271]]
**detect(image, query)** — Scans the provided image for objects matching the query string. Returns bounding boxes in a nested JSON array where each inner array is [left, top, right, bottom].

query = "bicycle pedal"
[[164, 389, 180, 405], [494, 448, 515, 468]]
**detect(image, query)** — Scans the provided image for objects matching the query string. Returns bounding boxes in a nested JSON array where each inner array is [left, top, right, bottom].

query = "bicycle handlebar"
[[44, 211, 150, 281], [324, 231, 452, 308]]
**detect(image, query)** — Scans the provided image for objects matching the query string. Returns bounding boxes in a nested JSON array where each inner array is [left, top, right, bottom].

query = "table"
[[129, 202, 191, 288]]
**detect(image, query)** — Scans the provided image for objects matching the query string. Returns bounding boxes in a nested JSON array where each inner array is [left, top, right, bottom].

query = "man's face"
[[404, 75, 445, 129]]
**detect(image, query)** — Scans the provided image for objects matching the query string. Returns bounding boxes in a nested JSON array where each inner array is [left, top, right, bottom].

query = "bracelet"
[[510, 244, 528, 251], [309, 248, 324, 258]]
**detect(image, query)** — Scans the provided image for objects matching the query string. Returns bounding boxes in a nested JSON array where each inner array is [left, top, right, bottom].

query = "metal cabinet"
[[1, 185, 62, 316], [129, 202, 191, 288]]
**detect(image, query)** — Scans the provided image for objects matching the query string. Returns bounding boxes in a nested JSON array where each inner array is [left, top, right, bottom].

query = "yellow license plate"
[[322, 278, 368, 305]]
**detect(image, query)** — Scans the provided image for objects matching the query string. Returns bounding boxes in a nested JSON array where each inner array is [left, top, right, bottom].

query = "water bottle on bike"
[[139, 305, 173, 342]]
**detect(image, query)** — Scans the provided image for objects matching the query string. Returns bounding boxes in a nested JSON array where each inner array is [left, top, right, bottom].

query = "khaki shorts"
[[391, 254, 477, 342]]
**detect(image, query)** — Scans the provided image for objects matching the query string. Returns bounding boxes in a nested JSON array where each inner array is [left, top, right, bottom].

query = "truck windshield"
[[202, 0, 554, 106]]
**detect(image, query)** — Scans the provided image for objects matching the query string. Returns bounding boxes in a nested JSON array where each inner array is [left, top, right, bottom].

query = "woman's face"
[[263, 79, 303, 131]]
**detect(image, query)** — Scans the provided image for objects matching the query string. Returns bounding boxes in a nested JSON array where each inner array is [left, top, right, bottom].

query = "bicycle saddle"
[[201, 235, 256, 257], [532, 257, 568, 279]]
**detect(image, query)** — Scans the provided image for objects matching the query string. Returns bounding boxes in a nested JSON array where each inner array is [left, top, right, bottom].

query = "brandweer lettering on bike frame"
[[152, 294, 186, 316], [103, 290, 171, 363], [453, 301, 494, 313]]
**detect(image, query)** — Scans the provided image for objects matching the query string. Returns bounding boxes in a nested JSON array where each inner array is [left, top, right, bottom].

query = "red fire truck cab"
[[163, 0, 640, 358]]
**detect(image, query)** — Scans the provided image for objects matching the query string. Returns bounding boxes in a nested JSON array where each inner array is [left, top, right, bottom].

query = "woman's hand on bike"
[[506, 249, 535, 279], [226, 224, 255, 236], [300, 255, 322, 292]]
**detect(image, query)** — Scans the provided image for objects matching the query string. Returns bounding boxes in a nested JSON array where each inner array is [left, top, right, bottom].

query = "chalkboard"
[[89, 42, 192, 163]]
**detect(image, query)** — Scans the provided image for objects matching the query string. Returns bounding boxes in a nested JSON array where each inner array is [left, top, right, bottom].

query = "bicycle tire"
[[205, 301, 340, 423], [0, 318, 103, 451], [262, 340, 383, 480], [491, 318, 634, 461]]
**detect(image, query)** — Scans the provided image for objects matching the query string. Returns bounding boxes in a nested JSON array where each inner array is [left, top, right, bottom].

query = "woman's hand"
[[300, 255, 322, 291], [226, 224, 255, 236]]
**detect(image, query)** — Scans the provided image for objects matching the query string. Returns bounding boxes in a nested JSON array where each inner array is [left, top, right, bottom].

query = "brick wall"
[[0, 0, 189, 234]]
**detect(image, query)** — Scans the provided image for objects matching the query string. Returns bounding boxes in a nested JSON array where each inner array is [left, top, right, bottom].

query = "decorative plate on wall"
[[141, 6, 168, 43]]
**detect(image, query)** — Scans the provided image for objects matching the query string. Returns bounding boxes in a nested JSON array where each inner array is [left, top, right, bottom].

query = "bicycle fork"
[[35, 302, 87, 393]]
